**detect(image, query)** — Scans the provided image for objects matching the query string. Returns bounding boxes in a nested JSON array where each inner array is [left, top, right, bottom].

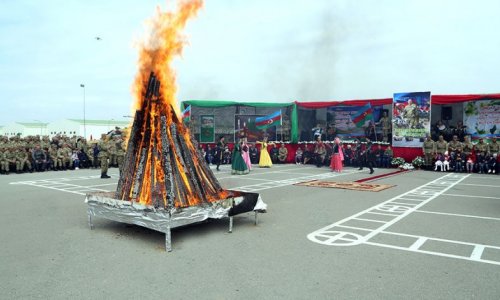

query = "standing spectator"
[[422, 136, 435, 169]]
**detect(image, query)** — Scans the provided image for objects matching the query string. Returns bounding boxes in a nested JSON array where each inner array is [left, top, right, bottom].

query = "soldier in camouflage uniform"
[[57, 144, 72, 170], [475, 138, 488, 155], [98, 134, 111, 178], [448, 135, 462, 153], [108, 137, 117, 167], [488, 137, 499, 156], [422, 136, 435, 169], [49, 145, 60, 170], [3, 147, 17, 174], [462, 135, 474, 158], [435, 135, 448, 155], [377, 111, 392, 142], [15, 147, 32, 173], [115, 136, 125, 176]]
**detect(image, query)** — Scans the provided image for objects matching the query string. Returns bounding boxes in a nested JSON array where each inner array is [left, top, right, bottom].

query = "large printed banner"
[[464, 100, 500, 138], [327, 104, 379, 138], [234, 115, 277, 142], [392, 92, 431, 147], [199, 115, 215, 143]]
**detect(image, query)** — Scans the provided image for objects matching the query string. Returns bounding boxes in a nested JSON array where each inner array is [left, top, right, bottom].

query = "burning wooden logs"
[[115, 72, 227, 209]]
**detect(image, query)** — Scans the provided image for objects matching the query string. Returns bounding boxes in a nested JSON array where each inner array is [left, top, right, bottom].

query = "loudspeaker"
[[442, 106, 452, 121]]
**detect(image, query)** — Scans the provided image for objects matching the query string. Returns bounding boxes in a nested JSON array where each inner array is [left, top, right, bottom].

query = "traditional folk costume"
[[330, 138, 344, 172], [231, 143, 249, 175], [241, 140, 252, 171], [257, 140, 273, 168]]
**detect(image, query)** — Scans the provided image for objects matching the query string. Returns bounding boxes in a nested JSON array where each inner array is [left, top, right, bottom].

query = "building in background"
[[1, 122, 49, 137], [1, 119, 130, 140]]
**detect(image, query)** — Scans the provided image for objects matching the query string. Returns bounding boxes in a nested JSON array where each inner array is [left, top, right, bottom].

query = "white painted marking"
[[470, 245, 486, 260], [352, 217, 387, 224], [364, 241, 500, 266], [409, 237, 428, 250], [308, 173, 469, 246], [416, 210, 500, 222], [458, 183, 500, 188], [442, 194, 500, 200]]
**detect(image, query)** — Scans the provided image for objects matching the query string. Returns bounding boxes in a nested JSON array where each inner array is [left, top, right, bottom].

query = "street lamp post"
[[80, 84, 86, 139]]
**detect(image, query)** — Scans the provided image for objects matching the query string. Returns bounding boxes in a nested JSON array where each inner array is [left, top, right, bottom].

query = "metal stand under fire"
[[85, 72, 266, 251]]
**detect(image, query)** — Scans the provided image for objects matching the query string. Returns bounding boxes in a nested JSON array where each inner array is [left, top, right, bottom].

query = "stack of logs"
[[115, 72, 227, 209]]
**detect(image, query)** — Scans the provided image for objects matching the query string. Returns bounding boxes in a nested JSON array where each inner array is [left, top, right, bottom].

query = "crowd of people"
[[199, 134, 395, 176], [423, 134, 499, 174], [3, 126, 498, 178], [0, 130, 125, 178]]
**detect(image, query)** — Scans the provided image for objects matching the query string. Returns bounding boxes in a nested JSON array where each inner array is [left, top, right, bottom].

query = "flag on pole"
[[181, 105, 191, 123], [255, 110, 282, 130], [352, 104, 373, 128]]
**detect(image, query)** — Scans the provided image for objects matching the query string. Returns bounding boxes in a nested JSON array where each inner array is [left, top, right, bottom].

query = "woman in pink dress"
[[330, 137, 344, 172], [241, 137, 252, 171]]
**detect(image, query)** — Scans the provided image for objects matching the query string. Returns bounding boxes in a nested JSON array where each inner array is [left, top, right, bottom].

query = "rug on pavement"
[[294, 180, 394, 192]]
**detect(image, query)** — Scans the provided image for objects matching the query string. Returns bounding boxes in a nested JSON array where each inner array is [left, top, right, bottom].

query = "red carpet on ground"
[[355, 169, 409, 183]]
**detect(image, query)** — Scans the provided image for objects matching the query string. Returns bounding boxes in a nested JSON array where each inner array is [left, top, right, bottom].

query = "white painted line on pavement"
[[415, 210, 500, 221]]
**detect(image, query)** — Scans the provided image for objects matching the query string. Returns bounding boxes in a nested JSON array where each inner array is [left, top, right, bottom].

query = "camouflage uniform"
[[3, 148, 17, 174], [49, 146, 60, 170], [435, 139, 448, 154], [115, 137, 125, 174], [98, 136, 111, 178], [422, 138, 435, 167], [475, 140, 488, 154], [15, 148, 32, 172], [488, 138, 499, 155], [108, 139, 117, 167]]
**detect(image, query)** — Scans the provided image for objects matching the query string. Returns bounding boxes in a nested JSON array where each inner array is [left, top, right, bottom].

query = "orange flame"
[[133, 0, 203, 116], [124, 0, 229, 207]]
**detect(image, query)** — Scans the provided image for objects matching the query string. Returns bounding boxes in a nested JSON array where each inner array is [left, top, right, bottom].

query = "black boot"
[[101, 172, 111, 179]]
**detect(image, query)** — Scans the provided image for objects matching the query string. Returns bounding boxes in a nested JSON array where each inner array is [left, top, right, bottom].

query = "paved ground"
[[1, 164, 499, 299]]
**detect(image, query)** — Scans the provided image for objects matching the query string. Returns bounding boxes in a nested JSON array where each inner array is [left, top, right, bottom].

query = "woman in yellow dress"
[[257, 136, 274, 168]]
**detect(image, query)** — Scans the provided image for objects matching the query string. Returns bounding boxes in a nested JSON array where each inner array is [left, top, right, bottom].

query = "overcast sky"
[[1, 0, 499, 125]]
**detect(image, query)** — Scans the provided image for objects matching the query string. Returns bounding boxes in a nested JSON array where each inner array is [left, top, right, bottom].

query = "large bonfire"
[[115, 0, 229, 208]]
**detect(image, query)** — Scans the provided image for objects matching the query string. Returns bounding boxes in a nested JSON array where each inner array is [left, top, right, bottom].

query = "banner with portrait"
[[463, 100, 500, 139], [234, 115, 277, 142], [199, 115, 215, 143], [392, 92, 431, 147]]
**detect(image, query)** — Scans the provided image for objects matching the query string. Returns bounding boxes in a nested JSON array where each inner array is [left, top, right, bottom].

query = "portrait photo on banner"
[[392, 92, 431, 147]]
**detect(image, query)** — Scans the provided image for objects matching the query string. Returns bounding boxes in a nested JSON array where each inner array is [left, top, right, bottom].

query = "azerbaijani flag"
[[181, 105, 191, 123], [255, 110, 282, 130], [351, 104, 372, 128]]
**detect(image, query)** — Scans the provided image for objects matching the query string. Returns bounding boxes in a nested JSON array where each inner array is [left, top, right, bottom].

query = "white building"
[[47, 119, 130, 140], [1, 122, 49, 137], [1, 119, 129, 140]]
